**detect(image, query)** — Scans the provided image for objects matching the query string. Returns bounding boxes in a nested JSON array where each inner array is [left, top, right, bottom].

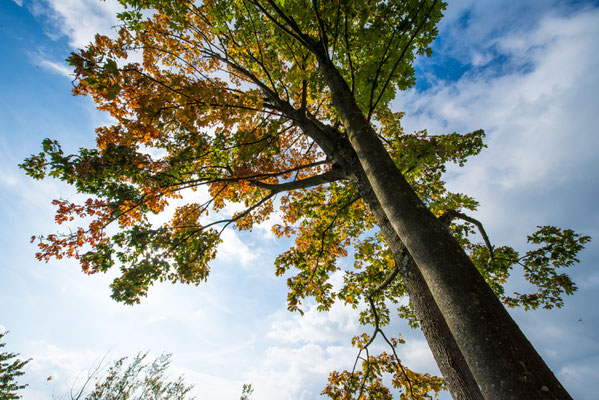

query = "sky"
[[1, 0, 598, 399]]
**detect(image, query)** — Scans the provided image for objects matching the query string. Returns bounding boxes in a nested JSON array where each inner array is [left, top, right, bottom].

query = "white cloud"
[[245, 299, 443, 400], [170, 368, 244, 400], [217, 228, 259, 266], [435, 0, 570, 58], [21, 341, 100, 397], [37, 58, 72, 77], [470, 51, 492, 67], [559, 360, 599, 393], [243, 343, 350, 400], [0, 160, 79, 218], [31, 0, 123, 48], [13, 0, 23, 6], [388, 10, 599, 397], [220, 199, 248, 217], [267, 301, 361, 344], [399, 339, 439, 373], [0, 169, 19, 188], [394, 8, 599, 239], [255, 201, 285, 240], [231, 300, 362, 399]]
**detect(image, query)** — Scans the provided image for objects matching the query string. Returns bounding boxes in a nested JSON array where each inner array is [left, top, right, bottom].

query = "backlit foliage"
[[323, 352, 444, 399], [21, 0, 589, 397]]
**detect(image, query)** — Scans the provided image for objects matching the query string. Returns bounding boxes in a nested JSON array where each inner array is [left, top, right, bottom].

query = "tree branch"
[[368, 0, 438, 118], [250, 167, 344, 193], [440, 209, 495, 262], [311, 0, 329, 56]]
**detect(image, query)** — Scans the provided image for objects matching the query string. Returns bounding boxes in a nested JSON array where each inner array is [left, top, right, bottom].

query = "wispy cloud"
[[30, 0, 123, 48], [243, 342, 351, 400], [37, 58, 72, 77], [392, 8, 599, 398], [246, 298, 442, 399]]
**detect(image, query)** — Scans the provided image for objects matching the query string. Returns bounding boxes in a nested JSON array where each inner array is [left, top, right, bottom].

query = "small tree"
[[0, 331, 30, 400], [65, 353, 193, 400]]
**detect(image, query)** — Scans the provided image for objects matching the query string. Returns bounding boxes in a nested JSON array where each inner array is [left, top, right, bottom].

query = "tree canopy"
[[21, 0, 589, 398]]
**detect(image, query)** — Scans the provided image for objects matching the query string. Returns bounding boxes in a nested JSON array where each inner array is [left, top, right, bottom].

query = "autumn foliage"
[[21, 0, 589, 397]]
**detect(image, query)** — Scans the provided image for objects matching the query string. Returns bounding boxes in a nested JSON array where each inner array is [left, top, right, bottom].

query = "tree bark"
[[341, 155, 483, 400], [320, 58, 572, 399], [271, 96, 483, 399]]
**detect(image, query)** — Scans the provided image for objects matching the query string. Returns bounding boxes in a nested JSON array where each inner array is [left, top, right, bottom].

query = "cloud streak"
[[36, 58, 72, 77], [30, 0, 123, 48]]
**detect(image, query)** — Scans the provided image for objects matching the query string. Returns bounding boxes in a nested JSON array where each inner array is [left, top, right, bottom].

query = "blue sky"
[[1, 1, 598, 399]]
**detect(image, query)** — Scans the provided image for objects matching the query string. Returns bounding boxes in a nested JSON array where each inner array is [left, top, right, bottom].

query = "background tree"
[[20, 0, 589, 398], [0, 331, 31, 400], [61, 353, 193, 400], [240, 384, 254, 400]]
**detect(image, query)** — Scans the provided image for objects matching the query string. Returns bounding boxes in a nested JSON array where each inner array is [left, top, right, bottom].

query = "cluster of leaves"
[[274, 119, 487, 314], [468, 225, 591, 310], [322, 334, 444, 399], [239, 383, 254, 400], [0, 331, 30, 400], [345, 220, 591, 330]]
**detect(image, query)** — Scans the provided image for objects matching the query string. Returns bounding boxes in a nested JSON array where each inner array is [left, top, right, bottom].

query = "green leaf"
[[105, 84, 122, 100]]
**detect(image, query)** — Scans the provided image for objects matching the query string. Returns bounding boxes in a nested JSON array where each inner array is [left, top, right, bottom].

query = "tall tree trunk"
[[321, 59, 572, 399], [342, 156, 483, 400], [281, 96, 482, 398]]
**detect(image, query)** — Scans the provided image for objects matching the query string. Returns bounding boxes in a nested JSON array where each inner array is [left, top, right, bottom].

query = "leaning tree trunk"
[[320, 58, 572, 399], [342, 156, 483, 400], [276, 93, 483, 398]]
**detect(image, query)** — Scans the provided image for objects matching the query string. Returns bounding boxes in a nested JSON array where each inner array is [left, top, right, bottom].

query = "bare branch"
[[247, 0, 317, 52], [343, 14, 355, 93]]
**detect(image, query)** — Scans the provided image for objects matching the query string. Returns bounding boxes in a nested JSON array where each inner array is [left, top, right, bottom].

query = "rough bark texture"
[[394, 254, 483, 400], [320, 57, 572, 399], [342, 154, 484, 400]]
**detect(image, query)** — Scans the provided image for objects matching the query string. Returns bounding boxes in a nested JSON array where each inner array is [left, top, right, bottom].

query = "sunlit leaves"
[[340, 233, 408, 327], [323, 334, 445, 399], [21, 1, 591, 397], [275, 182, 370, 313], [21, 0, 452, 311]]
